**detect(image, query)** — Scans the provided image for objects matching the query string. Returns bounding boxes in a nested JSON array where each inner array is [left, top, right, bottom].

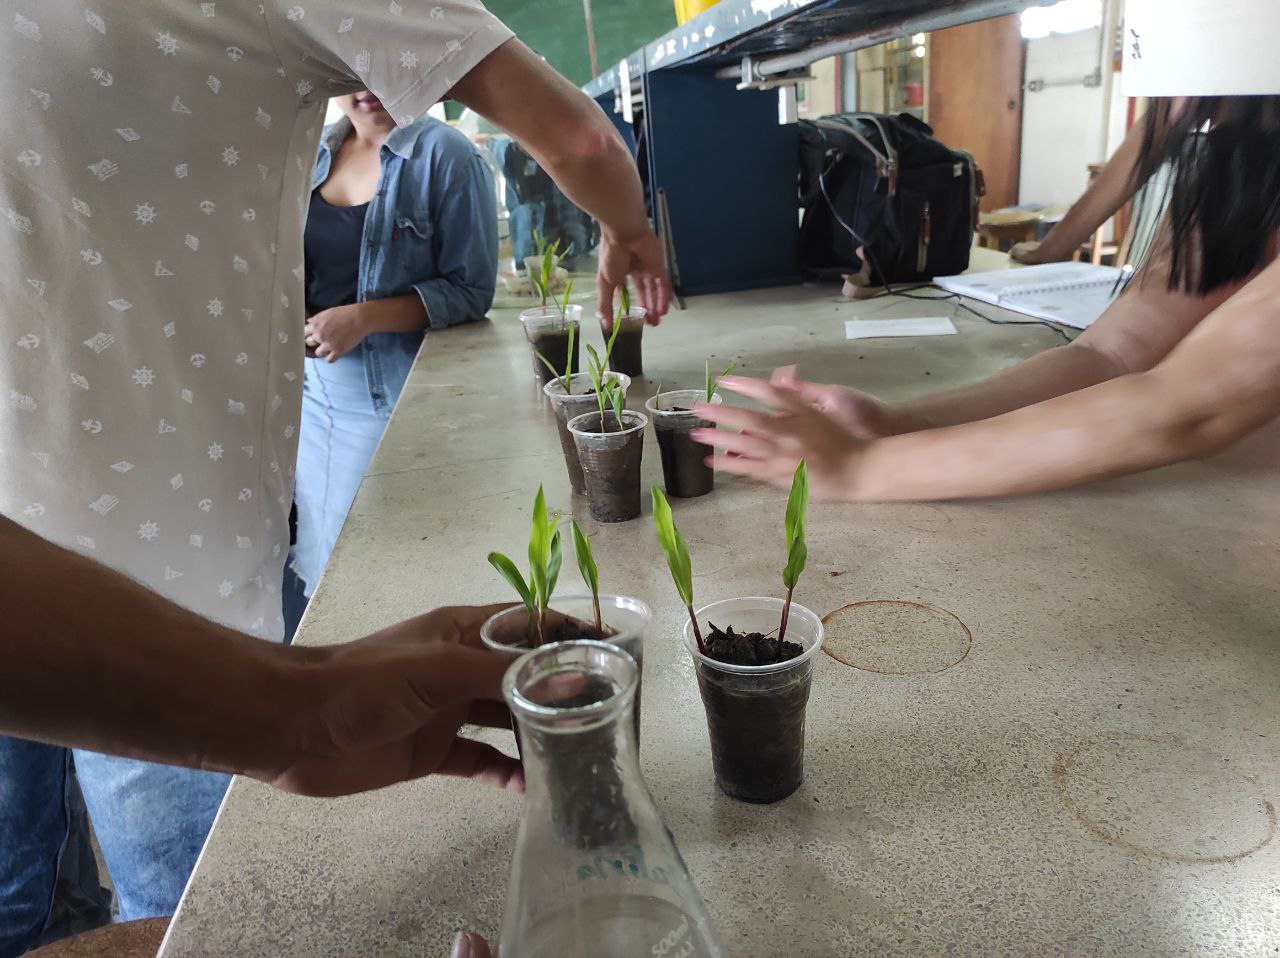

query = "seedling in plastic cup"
[[487, 485, 562, 646]]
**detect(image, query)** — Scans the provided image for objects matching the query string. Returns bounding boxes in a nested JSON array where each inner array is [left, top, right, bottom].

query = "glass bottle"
[[499, 640, 722, 958]]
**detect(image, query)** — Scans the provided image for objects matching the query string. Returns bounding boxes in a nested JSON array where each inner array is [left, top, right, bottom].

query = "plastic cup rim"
[[644, 389, 722, 418], [481, 594, 653, 656], [681, 596, 826, 674], [543, 371, 632, 401], [566, 409, 648, 439]]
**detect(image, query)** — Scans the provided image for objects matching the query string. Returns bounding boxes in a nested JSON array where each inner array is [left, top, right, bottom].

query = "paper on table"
[[844, 317, 957, 340]]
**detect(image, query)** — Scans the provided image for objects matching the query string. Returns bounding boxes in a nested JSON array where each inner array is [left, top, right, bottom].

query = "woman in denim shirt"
[[292, 92, 497, 604]]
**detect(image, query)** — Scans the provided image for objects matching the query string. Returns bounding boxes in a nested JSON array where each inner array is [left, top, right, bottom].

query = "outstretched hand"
[[691, 375, 866, 499], [264, 604, 524, 798], [768, 365, 913, 438], [597, 228, 670, 329]]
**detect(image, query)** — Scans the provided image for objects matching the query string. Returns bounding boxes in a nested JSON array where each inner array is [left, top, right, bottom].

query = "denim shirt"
[[311, 116, 498, 414]]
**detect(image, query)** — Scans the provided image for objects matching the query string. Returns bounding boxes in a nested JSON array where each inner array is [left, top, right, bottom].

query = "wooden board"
[[927, 14, 1026, 211]]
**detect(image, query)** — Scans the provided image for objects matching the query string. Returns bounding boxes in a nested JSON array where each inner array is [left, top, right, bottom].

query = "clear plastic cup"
[[681, 596, 825, 803], [566, 410, 648, 523], [543, 372, 632, 496], [644, 389, 722, 499], [481, 594, 652, 743], [520, 304, 582, 386], [604, 307, 647, 378]]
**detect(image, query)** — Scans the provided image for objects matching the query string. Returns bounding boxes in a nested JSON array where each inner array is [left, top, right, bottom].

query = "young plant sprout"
[[705, 360, 737, 404], [530, 234, 564, 309], [487, 485, 563, 646], [778, 459, 809, 645], [651, 487, 704, 654], [584, 328, 625, 432], [535, 319, 576, 392], [558, 276, 574, 319], [569, 520, 602, 633], [617, 284, 631, 323]]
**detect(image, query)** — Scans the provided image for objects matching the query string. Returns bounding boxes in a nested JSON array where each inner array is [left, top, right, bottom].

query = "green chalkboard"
[[487, 0, 676, 87]]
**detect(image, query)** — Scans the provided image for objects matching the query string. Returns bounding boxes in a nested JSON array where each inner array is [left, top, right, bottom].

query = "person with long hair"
[[696, 84, 1280, 500]]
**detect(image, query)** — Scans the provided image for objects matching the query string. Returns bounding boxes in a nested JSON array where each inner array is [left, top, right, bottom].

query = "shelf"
[[583, 0, 1041, 99]]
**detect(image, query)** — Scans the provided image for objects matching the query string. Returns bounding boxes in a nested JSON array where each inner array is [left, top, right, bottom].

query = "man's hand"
[[768, 365, 922, 438], [266, 604, 523, 798], [691, 376, 866, 499], [306, 304, 369, 362], [598, 228, 670, 328]]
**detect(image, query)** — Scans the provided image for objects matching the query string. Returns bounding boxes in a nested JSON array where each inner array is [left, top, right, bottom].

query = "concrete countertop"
[[161, 277, 1280, 957]]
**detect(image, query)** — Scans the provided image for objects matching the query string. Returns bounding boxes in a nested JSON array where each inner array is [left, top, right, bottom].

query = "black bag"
[[798, 112, 984, 285]]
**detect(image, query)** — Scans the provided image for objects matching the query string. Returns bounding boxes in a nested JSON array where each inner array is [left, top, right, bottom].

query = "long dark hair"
[[1132, 96, 1280, 294]]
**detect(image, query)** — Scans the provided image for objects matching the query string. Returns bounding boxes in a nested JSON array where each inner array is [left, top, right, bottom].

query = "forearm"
[[1035, 114, 1150, 260], [0, 516, 309, 776], [450, 41, 650, 242], [364, 293, 430, 333], [896, 341, 1123, 428], [859, 373, 1236, 500]]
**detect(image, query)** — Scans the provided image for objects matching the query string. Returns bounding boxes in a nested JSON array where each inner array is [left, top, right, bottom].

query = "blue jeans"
[[290, 354, 390, 596], [0, 738, 229, 956]]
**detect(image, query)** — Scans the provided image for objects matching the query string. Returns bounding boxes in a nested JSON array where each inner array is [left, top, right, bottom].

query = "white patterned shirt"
[[1, 1, 512, 638]]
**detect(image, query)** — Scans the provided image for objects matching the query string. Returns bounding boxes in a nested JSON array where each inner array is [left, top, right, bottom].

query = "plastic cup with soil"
[[543, 372, 632, 496], [566, 409, 648, 523], [682, 596, 825, 804], [603, 307, 647, 378], [520, 304, 582, 387], [644, 389, 722, 499], [481, 594, 652, 745]]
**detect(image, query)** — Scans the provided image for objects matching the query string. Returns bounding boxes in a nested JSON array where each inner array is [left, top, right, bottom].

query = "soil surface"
[[705, 622, 803, 666]]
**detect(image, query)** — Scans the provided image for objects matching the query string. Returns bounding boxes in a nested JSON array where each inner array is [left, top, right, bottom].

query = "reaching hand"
[[768, 365, 913, 438], [305, 304, 368, 363], [691, 376, 866, 499], [597, 228, 670, 329], [264, 604, 524, 798]]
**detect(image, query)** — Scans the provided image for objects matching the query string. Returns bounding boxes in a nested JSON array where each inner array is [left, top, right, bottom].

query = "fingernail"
[[451, 932, 471, 958]]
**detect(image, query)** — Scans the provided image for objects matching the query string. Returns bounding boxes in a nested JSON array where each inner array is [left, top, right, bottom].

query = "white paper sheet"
[[844, 317, 957, 340], [1123, 0, 1280, 96]]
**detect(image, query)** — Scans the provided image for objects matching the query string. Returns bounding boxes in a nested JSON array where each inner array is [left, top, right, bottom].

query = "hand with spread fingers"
[[691, 375, 867, 498], [767, 365, 922, 438]]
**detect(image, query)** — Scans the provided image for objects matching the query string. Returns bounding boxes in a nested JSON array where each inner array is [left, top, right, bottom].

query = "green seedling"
[[617, 285, 631, 323], [778, 460, 809, 645], [531, 236, 562, 308], [488, 485, 563, 646], [570, 520, 602, 633], [651, 487, 704, 654], [558, 277, 574, 320], [705, 359, 737, 404], [535, 316, 577, 392]]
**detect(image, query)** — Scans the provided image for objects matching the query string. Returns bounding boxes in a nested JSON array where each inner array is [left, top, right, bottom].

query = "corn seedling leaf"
[[559, 277, 574, 319], [651, 487, 694, 607], [782, 460, 809, 590], [570, 521, 599, 597], [488, 551, 534, 611], [706, 359, 738, 404]]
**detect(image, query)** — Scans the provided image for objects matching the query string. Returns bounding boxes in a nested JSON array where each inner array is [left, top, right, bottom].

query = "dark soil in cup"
[[695, 622, 809, 804], [575, 413, 643, 522], [704, 622, 803, 665], [529, 326, 580, 387], [655, 418, 715, 498], [607, 325, 644, 378]]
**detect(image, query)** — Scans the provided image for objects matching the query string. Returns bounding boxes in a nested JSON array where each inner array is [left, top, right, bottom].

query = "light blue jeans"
[[290, 353, 391, 595], [0, 738, 229, 956]]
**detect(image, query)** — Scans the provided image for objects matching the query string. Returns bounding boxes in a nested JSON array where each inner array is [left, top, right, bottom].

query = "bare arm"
[[1012, 112, 1152, 265], [448, 40, 669, 321], [856, 256, 1280, 498], [701, 256, 1280, 500], [894, 263, 1249, 428], [0, 516, 520, 796]]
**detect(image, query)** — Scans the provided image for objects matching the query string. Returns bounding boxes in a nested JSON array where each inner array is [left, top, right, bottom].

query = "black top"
[[304, 191, 369, 315]]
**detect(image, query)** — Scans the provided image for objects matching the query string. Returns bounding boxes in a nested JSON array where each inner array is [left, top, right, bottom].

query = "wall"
[[1018, 27, 1107, 206], [486, 0, 676, 87]]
